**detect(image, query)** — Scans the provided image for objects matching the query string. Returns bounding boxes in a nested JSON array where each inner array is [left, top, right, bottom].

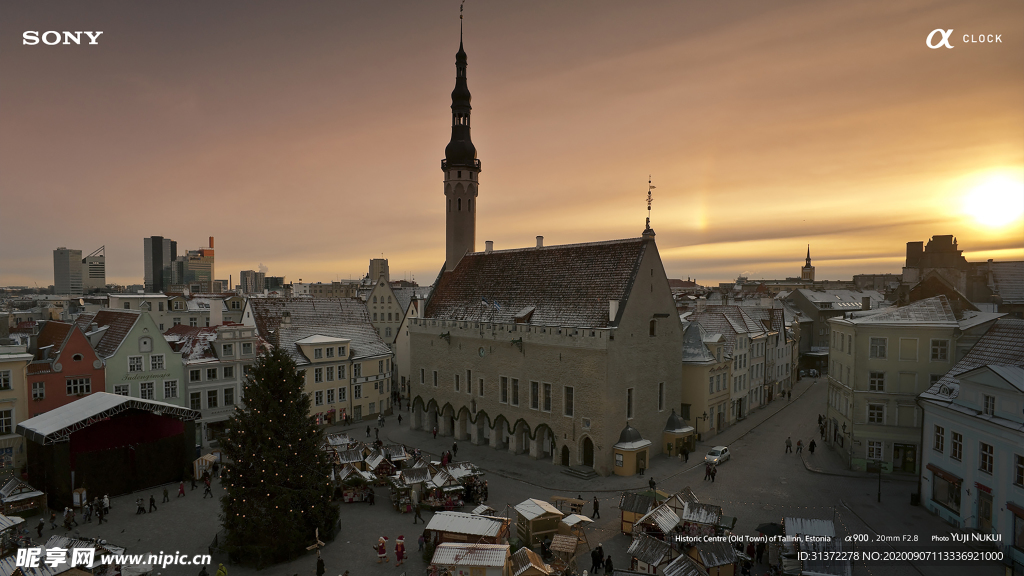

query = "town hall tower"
[[442, 30, 480, 272]]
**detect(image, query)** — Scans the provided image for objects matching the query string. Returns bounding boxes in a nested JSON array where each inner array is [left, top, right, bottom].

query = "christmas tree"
[[220, 347, 339, 566]]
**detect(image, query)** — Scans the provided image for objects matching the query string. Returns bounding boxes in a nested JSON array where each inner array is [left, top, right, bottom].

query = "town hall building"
[[407, 30, 683, 476]]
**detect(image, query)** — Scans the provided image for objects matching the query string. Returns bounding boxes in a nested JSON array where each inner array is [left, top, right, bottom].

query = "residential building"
[[368, 275, 402, 342], [239, 270, 265, 294], [917, 319, 1024, 568], [783, 288, 885, 360], [143, 236, 177, 293], [53, 248, 83, 295], [25, 321, 106, 418], [306, 281, 360, 298], [824, 296, 1001, 474], [164, 323, 261, 448], [679, 321, 731, 441], [109, 292, 243, 331], [689, 306, 769, 421], [0, 345, 33, 474], [74, 309, 186, 406], [242, 298, 394, 422]]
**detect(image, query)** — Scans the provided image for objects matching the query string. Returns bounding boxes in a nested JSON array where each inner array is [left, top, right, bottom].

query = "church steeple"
[[801, 244, 815, 281], [442, 16, 481, 272]]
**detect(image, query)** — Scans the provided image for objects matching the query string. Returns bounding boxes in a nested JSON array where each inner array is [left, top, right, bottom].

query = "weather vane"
[[460, 0, 465, 19], [646, 175, 656, 230]]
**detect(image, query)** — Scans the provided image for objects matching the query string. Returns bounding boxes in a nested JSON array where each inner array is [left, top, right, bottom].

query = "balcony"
[[441, 159, 481, 170]]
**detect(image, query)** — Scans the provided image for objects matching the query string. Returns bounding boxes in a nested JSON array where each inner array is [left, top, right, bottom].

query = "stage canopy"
[[17, 392, 201, 445]]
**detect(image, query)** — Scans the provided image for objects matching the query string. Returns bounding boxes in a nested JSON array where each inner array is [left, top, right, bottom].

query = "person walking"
[[413, 503, 425, 524], [84, 503, 92, 523], [785, 437, 793, 453], [395, 535, 406, 567], [433, 426, 438, 439], [704, 463, 712, 481], [756, 542, 766, 564], [162, 487, 170, 503], [96, 505, 105, 524], [592, 496, 600, 519], [710, 465, 717, 483], [604, 556, 614, 575], [367, 488, 376, 505], [809, 439, 816, 454], [590, 548, 601, 573], [682, 447, 689, 463], [103, 494, 110, 514], [648, 477, 656, 492], [796, 440, 803, 453], [366, 425, 371, 438], [452, 441, 458, 458], [203, 479, 214, 499], [418, 533, 426, 552], [136, 499, 146, 515], [397, 414, 403, 426], [150, 494, 158, 512], [50, 511, 58, 530], [37, 517, 45, 537], [178, 481, 186, 497], [215, 564, 227, 576], [787, 390, 792, 401], [316, 555, 325, 576]]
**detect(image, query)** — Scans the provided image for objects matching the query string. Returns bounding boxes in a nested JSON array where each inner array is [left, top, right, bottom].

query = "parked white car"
[[705, 446, 730, 465]]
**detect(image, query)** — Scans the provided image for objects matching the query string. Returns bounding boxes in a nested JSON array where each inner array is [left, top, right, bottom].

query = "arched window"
[[373, 296, 377, 303], [649, 319, 657, 337], [448, 199, 451, 212], [72, 354, 83, 361]]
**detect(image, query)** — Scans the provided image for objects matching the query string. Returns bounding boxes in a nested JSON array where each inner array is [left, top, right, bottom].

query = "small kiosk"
[[0, 478, 45, 517], [338, 463, 377, 502], [431, 543, 511, 576], [425, 511, 510, 545], [627, 533, 674, 574], [677, 501, 723, 538], [662, 410, 695, 458], [557, 514, 593, 551], [514, 499, 564, 546], [618, 492, 656, 535], [612, 424, 652, 477], [685, 541, 736, 576]]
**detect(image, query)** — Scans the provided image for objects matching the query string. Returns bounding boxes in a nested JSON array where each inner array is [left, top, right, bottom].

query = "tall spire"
[[444, 1, 477, 170], [806, 244, 811, 266]]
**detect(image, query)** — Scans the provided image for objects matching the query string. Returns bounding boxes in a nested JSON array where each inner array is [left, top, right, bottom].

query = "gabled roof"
[[679, 501, 722, 526], [425, 238, 650, 328], [35, 321, 72, 354], [989, 261, 1024, 304], [693, 541, 736, 568], [510, 546, 554, 576], [847, 296, 956, 325], [432, 543, 510, 567], [681, 322, 715, 363], [74, 310, 142, 358], [426, 511, 508, 537], [515, 498, 563, 520], [619, 492, 655, 514], [663, 554, 709, 576], [627, 534, 673, 566], [245, 298, 390, 364], [634, 503, 680, 533], [0, 478, 43, 503], [920, 318, 1024, 401]]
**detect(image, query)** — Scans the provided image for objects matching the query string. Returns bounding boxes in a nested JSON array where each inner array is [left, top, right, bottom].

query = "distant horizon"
[[2, 1, 1021, 289]]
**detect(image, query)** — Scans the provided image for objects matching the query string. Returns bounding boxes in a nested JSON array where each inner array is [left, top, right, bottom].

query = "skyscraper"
[[82, 246, 106, 292], [144, 236, 177, 292], [53, 247, 83, 294]]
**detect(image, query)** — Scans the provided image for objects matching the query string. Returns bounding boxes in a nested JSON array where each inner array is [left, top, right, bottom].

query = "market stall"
[[398, 466, 432, 508], [423, 469, 465, 510], [627, 533, 675, 574], [683, 540, 737, 576], [677, 501, 723, 538], [514, 499, 563, 546], [431, 542, 510, 576], [509, 546, 555, 576], [547, 534, 580, 574], [631, 502, 680, 541], [366, 449, 397, 477], [557, 513, 593, 549], [618, 492, 656, 535], [338, 463, 377, 503], [425, 511, 510, 545], [0, 478, 45, 517]]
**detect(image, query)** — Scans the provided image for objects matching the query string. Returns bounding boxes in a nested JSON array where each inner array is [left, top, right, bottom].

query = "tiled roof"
[[163, 325, 219, 362], [681, 322, 715, 363], [793, 289, 884, 306], [848, 296, 956, 325], [74, 310, 141, 358], [618, 492, 655, 514], [393, 286, 431, 313], [920, 318, 1024, 401], [989, 261, 1024, 304], [425, 238, 649, 328], [36, 321, 72, 354], [663, 554, 709, 576], [246, 298, 390, 364], [689, 307, 764, 357]]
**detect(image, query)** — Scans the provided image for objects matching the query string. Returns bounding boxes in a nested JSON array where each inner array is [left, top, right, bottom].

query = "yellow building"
[[0, 345, 33, 473], [679, 322, 732, 442], [242, 298, 394, 422]]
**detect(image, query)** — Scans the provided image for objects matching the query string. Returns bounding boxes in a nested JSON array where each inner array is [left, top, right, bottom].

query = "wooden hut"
[[618, 492, 656, 535], [366, 449, 397, 477], [685, 541, 736, 576], [432, 543, 511, 576], [425, 511, 511, 545], [632, 502, 680, 541], [509, 547, 555, 576], [514, 499, 564, 546], [0, 478, 45, 517], [677, 501, 723, 538], [627, 533, 675, 574], [663, 554, 711, 576]]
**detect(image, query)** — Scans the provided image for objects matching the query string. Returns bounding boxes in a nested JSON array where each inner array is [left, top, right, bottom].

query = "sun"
[[962, 176, 1024, 228]]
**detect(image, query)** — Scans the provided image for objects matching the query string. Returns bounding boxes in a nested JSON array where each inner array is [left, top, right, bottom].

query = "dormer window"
[[983, 395, 995, 416]]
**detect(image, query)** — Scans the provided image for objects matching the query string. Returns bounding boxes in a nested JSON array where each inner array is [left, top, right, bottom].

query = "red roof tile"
[[75, 310, 141, 358]]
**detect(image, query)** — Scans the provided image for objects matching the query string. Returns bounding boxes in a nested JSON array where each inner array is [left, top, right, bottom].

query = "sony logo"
[[23, 31, 104, 45]]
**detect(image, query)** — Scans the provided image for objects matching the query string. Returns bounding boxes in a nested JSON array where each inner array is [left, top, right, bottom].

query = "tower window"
[[458, 171, 462, 178], [468, 199, 472, 212], [448, 199, 451, 212], [458, 198, 462, 211]]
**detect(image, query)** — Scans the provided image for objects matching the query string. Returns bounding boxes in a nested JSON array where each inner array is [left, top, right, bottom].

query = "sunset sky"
[[2, 0, 1021, 288]]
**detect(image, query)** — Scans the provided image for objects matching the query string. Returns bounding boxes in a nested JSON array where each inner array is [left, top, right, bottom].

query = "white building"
[[917, 318, 1024, 570]]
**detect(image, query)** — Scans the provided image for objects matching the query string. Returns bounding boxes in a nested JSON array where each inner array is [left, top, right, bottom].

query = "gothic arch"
[[510, 417, 534, 440]]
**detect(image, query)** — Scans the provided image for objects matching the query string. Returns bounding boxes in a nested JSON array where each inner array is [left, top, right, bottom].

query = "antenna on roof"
[[645, 176, 656, 233]]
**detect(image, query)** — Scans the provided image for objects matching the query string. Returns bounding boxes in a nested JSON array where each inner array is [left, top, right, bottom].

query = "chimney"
[[485, 241, 493, 253], [536, 236, 544, 248], [862, 296, 871, 311], [609, 300, 619, 323], [210, 298, 223, 326], [209, 236, 215, 249], [760, 296, 772, 307]]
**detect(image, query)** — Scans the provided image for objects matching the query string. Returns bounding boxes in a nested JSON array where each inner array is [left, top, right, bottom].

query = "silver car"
[[705, 446, 730, 465]]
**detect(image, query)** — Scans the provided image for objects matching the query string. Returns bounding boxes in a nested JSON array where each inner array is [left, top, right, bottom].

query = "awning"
[[1007, 501, 1024, 518], [926, 463, 962, 484]]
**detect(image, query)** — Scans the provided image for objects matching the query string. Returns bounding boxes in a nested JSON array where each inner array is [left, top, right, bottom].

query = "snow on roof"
[[426, 511, 507, 537], [0, 479, 43, 503], [847, 296, 956, 325], [510, 546, 554, 576], [681, 322, 715, 363], [679, 501, 722, 526], [663, 554, 710, 576], [17, 392, 200, 445], [989, 261, 1024, 304], [628, 534, 672, 566], [561, 514, 593, 527], [784, 517, 836, 537], [246, 298, 391, 364], [432, 543, 510, 567], [74, 309, 141, 358], [958, 310, 1006, 330], [42, 535, 126, 567], [515, 498, 563, 520], [295, 334, 350, 345], [0, 514, 24, 531], [618, 492, 655, 514], [634, 503, 680, 533], [693, 540, 737, 568], [921, 318, 1024, 402]]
